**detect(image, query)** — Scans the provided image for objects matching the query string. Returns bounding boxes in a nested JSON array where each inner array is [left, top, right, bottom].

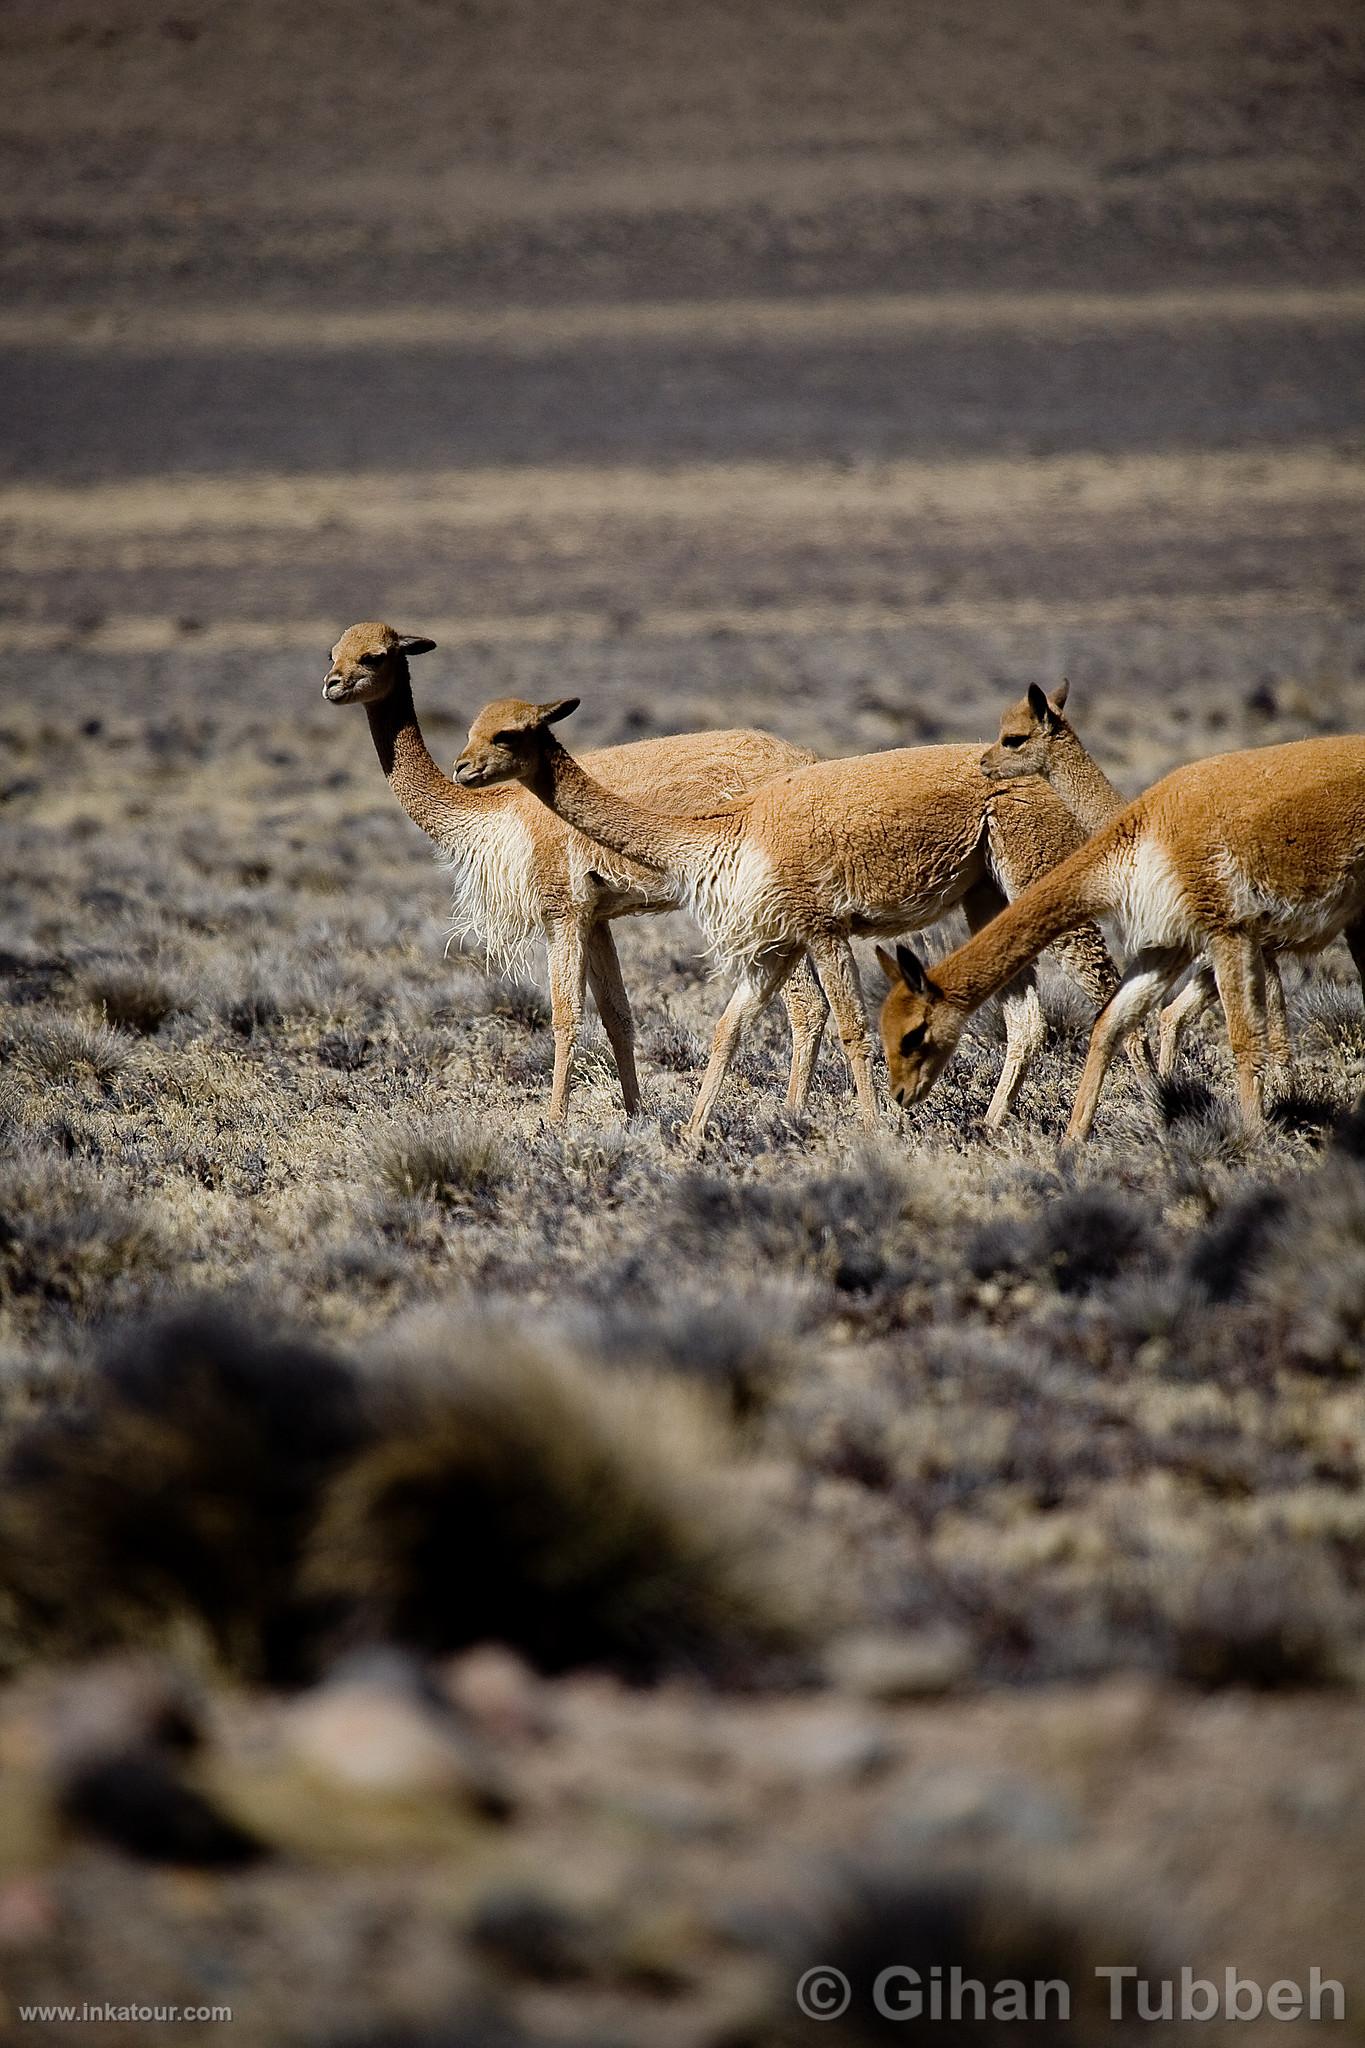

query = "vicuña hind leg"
[[1157, 951, 1288, 1089], [806, 931, 878, 1129], [962, 879, 1044, 1129], [682, 946, 802, 1144], [1210, 931, 1270, 1126], [585, 925, 639, 1116], [1065, 948, 1188, 1145], [1344, 916, 1365, 1004], [1265, 955, 1291, 1097], [1156, 962, 1214, 1079], [780, 955, 828, 1115], [546, 921, 589, 1123]]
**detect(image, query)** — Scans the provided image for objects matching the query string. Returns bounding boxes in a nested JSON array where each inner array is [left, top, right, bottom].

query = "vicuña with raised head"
[[322, 623, 829, 1121]]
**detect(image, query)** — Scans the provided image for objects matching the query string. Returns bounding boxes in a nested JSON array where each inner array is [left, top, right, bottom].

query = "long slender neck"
[[938, 832, 1114, 1013], [365, 667, 472, 847], [524, 734, 740, 873], [1044, 722, 1125, 832]]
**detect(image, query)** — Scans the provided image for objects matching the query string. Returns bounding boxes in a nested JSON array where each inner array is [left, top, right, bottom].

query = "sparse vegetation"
[[4, 645, 1365, 2042], [4, 0, 1364, 2032]]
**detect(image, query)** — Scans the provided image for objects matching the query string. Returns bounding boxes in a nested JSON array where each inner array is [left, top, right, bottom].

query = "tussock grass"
[[0, 1150, 178, 1324], [771, 1867, 1145, 2046], [481, 978, 551, 1030], [80, 963, 195, 1036], [308, 1326, 805, 1679], [374, 1119, 511, 1208], [580, 1288, 806, 1420], [6, 1010, 134, 1082], [1252, 1154, 1365, 1374], [0, 1310, 367, 1681]]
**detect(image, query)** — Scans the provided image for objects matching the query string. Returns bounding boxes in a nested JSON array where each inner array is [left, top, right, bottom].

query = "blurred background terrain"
[[1, 3, 1365, 2043]]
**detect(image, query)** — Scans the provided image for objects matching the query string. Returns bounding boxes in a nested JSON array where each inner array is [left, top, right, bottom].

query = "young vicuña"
[[880, 735, 1365, 1143], [981, 679, 1290, 1084]]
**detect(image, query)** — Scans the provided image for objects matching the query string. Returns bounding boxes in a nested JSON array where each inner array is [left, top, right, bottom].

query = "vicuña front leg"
[[585, 925, 640, 1116], [963, 879, 1044, 1129], [1209, 931, 1270, 1126], [805, 931, 878, 1129], [546, 921, 589, 1123], [781, 954, 828, 1115], [1065, 948, 1187, 1145], [682, 947, 802, 1144]]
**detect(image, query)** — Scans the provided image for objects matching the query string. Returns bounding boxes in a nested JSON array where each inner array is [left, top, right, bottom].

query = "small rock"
[[759, 1707, 896, 1783], [441, 1644, 551, 1744], [285, 1651, 510, 1815], [0, 1878, 58, 1948], [887, 1767, 1080, 1851], [49, 1655, 202, 1769], [829, 1626, 973, 1700], [613, 1786, 736, 1842]]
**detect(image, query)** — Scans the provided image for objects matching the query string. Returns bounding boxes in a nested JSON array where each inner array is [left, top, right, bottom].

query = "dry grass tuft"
[[5, 1010, 134, 1081], [0, 1150, 177, 1323], [1163, 1547, 1355, 1690], [1252, 1154, 1365, 1373], [308, 1326, 804, 1680], [374, 1120, 511, 1209], [79, 962, 196, 1036], [0, 1310, 367, 1680], [769, 1866, 1147, 2045]]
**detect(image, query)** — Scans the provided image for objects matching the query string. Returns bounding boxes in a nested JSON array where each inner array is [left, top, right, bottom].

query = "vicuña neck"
[[526, 734, 738, 874], [1046, 723, 1125, 833], [937, 833, 1113, 1014], [366, 667, 475, 847]]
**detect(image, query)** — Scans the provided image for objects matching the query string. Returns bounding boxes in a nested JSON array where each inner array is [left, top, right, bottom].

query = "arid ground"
[[1, 3, 1365, 2043]]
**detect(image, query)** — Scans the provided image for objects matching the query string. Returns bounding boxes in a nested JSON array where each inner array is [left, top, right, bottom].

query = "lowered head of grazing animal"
[[875, 942, 968, 1109], [454, 697, 580, 790], [322, 622, 437, 706], [980, 679, 1070, 783]]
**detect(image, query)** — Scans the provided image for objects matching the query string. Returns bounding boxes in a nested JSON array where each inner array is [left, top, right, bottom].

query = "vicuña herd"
[[325, 623, 1365, 1147]]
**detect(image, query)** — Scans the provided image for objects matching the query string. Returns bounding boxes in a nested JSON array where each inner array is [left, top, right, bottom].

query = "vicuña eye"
[[900, 1025, 926, 1054], [1002, 733, 1026, 748], [359, 651, 385, 668], [490, 731, 518, 747]]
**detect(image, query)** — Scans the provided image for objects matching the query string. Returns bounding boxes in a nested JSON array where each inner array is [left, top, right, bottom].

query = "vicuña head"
[[875, 943, 969, 1108], [323, 621, 437, 705], [980, 680, 1070, 783], [454, 696, 580, 790]]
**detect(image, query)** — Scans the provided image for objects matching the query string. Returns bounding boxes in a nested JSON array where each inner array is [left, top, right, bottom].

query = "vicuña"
[[455, 694, 1126, 1140], [322, 623, 829, 1121], [981, 679, 1289, 1085], [880, 735, 1365, 1143]]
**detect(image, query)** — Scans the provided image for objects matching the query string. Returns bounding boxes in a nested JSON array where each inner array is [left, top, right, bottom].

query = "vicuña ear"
[[875, 945, 902, 986], [398, 635, 437, 657], [1051, 676, 1070, 713], [1026, 682, 1053, 725], [540, 697, 581, 726], [895, 943, 936, 996]]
